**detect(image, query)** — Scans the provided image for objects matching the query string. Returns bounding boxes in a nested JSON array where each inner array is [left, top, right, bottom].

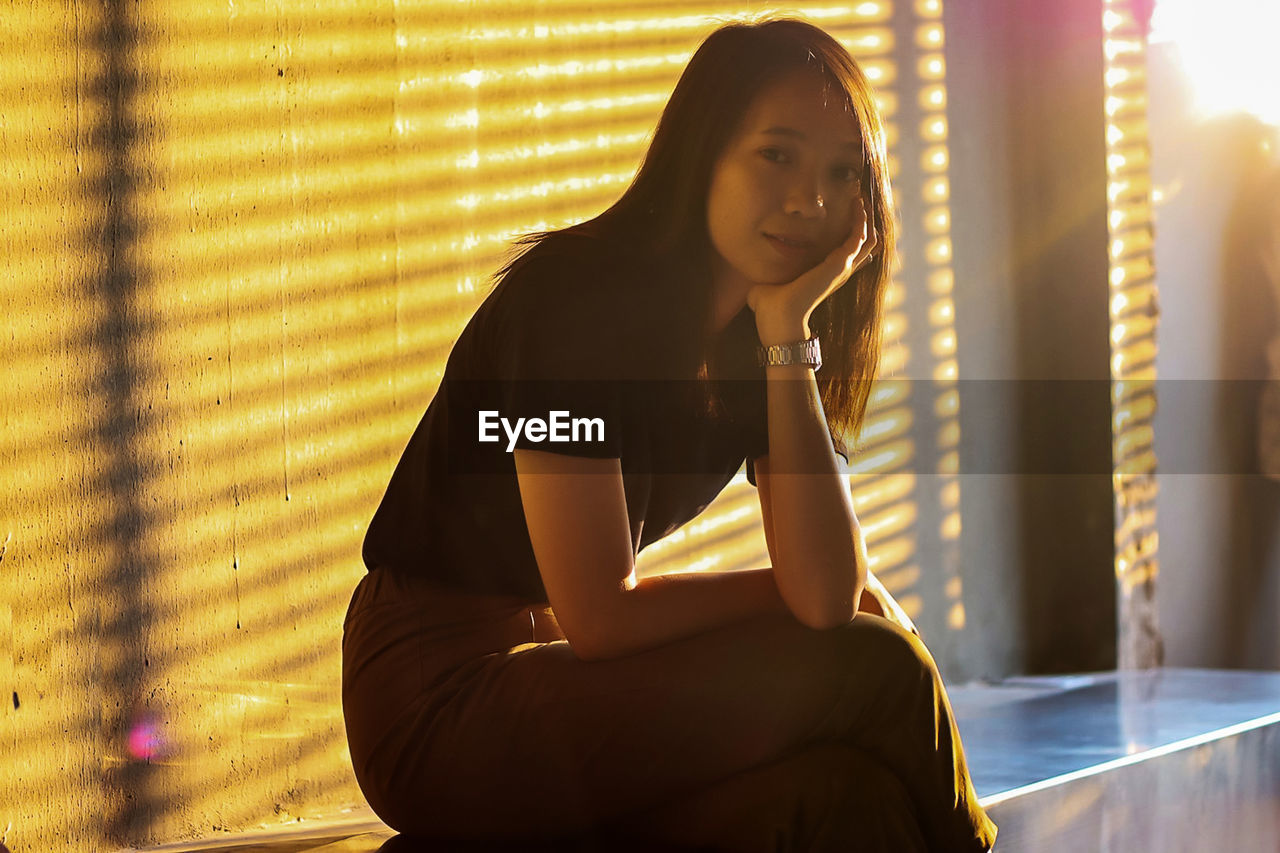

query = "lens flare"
[[1150, 0, 1280, 126], [127, 712, 165, 762]]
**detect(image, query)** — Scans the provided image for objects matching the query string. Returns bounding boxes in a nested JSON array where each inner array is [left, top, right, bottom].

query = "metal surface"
[[952, 667, 1280, 852]]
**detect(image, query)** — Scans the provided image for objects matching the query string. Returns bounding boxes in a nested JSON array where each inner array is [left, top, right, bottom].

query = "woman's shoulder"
[[464, 236, 670, 389], [493, 233, 659, 333], [505, 233, 648, 297]]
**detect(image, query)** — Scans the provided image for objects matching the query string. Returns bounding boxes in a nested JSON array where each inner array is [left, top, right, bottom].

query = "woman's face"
[[706, 70, 866, 291]]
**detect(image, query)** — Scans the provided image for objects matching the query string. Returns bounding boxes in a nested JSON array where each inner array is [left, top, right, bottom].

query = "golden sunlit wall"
[[1, 2, 953, 850], [1102, 0, 1164, 669], [5, 1, 401, 849]]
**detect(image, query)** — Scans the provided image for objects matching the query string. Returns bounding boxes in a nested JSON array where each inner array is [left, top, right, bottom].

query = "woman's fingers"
[[832, 199, 875, 285], [854, 225, 878, 272], [844, 196, 871, 251]]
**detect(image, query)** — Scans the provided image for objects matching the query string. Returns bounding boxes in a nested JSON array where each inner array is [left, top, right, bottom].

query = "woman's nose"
[[783, 175, 826, 218]]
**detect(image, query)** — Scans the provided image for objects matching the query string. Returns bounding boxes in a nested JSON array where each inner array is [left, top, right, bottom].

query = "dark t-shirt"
[[362, 238, 776, 602]]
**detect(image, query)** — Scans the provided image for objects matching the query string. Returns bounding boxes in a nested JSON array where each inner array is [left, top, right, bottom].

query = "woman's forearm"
[[579, 567, 791, 661], [759, 323, 867, 629]]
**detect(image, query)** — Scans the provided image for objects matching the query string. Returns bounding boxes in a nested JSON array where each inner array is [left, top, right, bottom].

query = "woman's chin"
[[747, 260, 804, 286]]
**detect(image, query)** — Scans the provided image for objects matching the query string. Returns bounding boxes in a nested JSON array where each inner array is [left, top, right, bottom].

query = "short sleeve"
[[743, 410, 770, 487], [486, 251, 630, 459]]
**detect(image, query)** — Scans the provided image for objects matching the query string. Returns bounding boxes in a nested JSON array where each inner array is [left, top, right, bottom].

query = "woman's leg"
[[603, 741, 929, 853], [344, 577, 996, 853]]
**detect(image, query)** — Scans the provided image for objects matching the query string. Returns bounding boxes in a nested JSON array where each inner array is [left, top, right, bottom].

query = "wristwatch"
[[756, 336, 822, 372]]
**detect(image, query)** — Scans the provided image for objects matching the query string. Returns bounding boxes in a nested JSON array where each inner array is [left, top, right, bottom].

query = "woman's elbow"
[[558, 621, 614, 663], [781, 564, 865, 630], [560, 612, 631, 662], [566, 630, 623, 663], [783, 586, 859, 630], [795, 600, 857, 631]]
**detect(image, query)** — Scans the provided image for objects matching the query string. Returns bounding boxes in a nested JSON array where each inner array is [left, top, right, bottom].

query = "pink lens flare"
[[127, 712, 165, 761]]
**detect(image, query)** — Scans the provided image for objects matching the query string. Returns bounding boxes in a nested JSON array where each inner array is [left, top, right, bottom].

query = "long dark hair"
[[492, 17, 895, 453]]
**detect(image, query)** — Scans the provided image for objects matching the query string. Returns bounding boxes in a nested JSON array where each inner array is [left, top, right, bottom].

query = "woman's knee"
[[762, 743, 928, 852], [741, 610, 942, 717], [808, 615, 948, 737], [824, 613, 941, 687]]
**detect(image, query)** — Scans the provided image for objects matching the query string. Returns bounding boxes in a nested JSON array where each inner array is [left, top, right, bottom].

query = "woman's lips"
[[763, 232, 814, 258]]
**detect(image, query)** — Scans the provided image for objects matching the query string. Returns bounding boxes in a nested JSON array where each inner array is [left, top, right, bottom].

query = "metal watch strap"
[[756, 336, 822, 372]]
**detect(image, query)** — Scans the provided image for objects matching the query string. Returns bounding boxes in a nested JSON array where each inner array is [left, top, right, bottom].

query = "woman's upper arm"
[[513, 447, 635, 660], [753, 455, 781, 569]]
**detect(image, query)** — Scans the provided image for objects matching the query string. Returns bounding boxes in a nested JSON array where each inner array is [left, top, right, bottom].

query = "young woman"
[[343, 17, 998, 853]]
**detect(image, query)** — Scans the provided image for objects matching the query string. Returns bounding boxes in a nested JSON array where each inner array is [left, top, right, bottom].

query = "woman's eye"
[[834, 165, 862, 183], [760, 148, 789, 164]]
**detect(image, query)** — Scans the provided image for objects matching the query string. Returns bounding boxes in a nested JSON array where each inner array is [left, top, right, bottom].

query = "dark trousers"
[[341, 568, 998, 852]]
